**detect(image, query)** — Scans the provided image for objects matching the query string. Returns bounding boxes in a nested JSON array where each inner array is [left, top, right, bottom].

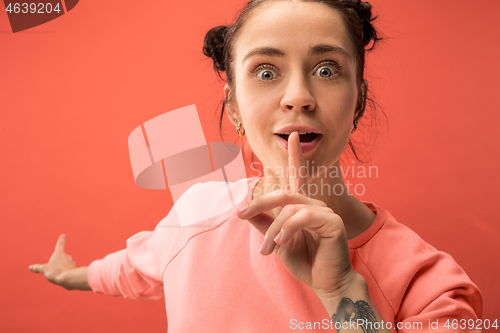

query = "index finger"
[[288, 132, 308, 196], [55, 234, 66, 253]]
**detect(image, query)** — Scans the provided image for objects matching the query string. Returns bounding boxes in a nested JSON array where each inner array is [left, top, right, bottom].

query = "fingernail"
[[29, 265, 32, 270], [238, 205, 248, 214], [259, 240, 269, 253], [274, 230, 283, 243]]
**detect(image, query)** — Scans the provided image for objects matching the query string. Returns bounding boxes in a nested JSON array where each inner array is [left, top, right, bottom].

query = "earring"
[[233, 118, 245, 136], [351, 120, 358, 134]]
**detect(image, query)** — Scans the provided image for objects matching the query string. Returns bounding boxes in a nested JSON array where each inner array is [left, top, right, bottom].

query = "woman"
[[29, 0, 482, 331]]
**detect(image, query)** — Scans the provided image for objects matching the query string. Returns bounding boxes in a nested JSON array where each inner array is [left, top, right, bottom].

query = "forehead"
[[234, 1, 354, 63]]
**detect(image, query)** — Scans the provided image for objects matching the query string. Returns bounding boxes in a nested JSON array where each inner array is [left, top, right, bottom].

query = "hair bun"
[[339, 0, 380, 48], [203, 25, 228, 72]]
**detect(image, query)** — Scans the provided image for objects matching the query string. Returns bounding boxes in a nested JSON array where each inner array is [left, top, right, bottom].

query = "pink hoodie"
[[88, 177, 482, 332]]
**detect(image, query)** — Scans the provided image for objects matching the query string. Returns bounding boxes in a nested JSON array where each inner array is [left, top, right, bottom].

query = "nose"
[[280, 73, 316, 112]]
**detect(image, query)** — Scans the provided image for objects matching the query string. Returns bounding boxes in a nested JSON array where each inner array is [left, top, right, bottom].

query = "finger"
[[237, 188, 326, 222], [288, 132, 308, 196], [260, 204, 303, 255], [275, 208, 344, 246], [29, 264, 45, 274], [246, 211, 275, 236], [261, 205, 332, 255], [55, 234, 66, 253]]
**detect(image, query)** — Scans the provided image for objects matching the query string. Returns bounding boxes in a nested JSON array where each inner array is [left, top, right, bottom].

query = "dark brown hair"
[[203, 0, 386, 165]]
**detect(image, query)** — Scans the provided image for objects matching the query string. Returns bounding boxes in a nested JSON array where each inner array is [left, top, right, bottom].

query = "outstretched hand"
[[29, 234, 78, 289], [237, 132, 357, 296]]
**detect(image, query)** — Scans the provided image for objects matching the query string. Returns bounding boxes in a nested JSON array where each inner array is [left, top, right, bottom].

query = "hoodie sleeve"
[[396, 251, 483, 332], [87, 231, 164, 301], [85, 178, 253, 302]]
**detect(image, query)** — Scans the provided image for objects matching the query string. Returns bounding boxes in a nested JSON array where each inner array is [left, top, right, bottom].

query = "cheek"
[[321, 85, 358, 122], [234, 87, 264, 143], [236, 80, 278, 129]]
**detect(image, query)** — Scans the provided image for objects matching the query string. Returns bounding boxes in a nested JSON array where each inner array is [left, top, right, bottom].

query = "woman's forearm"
[[58, 266, 92, 291], [315, 272, 391, 332]]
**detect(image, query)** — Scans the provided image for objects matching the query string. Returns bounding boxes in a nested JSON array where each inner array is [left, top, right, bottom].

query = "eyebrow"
[[242, 43, 352, 64]]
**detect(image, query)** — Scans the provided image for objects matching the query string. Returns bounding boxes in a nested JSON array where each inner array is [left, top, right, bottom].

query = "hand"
[[29, 234, 78, 290], [237, 132, 358, 296]]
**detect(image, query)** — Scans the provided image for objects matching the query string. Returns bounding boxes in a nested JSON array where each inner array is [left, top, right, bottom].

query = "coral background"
[[1, 0, 499, 331]]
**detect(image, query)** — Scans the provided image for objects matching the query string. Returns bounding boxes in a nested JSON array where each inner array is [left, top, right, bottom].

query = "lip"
[[274, 133, 322, 154], [274, 125, 323, 135]]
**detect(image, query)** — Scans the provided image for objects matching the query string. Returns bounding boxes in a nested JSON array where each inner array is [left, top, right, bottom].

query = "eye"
[[252, 64, 278, 82], [315, 60, 343, 79], [316, 66, 334, 78]]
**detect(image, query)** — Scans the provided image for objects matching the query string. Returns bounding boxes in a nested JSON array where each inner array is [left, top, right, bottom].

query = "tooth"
[[279, 131, 313, 135]]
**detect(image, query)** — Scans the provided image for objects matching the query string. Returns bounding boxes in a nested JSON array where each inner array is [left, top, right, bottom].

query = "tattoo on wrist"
[[331, 297, 378, 333]]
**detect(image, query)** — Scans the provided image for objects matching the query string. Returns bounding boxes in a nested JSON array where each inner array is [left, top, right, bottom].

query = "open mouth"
[[277, 132, 320, 143]]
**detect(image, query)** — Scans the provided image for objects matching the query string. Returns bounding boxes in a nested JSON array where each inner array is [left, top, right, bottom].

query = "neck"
[[252, 160, 376, 240]]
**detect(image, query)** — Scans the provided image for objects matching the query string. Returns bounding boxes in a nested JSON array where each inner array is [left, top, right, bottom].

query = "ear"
[[354, 79, 369, 121], [224, 83, 240, 124]]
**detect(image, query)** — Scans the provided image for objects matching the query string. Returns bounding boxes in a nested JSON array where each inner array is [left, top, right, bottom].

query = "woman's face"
[[226, 1, 364, 178]]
